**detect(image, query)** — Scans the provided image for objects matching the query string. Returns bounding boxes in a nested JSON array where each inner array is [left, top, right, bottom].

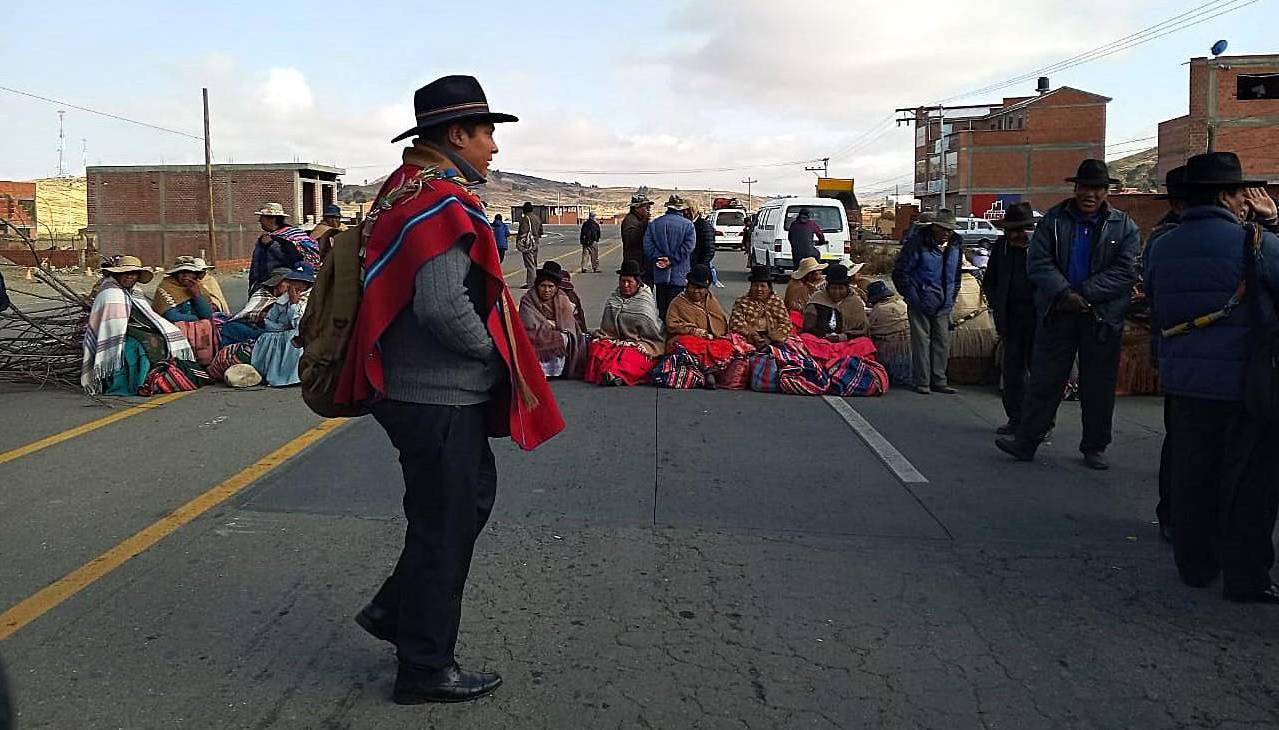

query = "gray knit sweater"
[[380, 241, 506, 405]]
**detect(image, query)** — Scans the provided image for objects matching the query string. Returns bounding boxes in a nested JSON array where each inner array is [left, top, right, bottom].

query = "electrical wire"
[[0, 85, 203, 141]]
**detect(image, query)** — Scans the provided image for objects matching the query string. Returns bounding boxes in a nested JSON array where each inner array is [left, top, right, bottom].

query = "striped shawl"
[[81, 277, 195, 394]]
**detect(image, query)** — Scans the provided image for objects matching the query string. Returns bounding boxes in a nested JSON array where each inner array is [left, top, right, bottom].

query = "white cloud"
[[257, 68, 314, 116]]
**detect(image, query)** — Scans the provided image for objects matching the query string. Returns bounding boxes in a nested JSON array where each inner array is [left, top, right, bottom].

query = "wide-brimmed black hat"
[[1065, 159, 1120, 187], [1154, 165, 1188, 201], [534, 265, 563, 286], [1181, 152, 1266, 188], [390, 75, 518, 143], [617, 259, 644, 278], [748, 265, 773, 283], [824, 263, 852, 286], [686, 264, 713, 288], [994, 201, 1036, 230], [867, 280, 895, 305]]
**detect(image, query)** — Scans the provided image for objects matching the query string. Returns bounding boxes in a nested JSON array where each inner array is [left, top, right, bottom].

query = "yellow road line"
[[0, 391, 195, 467], [503, 242, 622, 280], [0, 417, 347, 641]]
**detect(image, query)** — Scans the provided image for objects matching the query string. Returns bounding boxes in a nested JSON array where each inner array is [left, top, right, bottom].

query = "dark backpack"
[[297, 222, 370, 418]]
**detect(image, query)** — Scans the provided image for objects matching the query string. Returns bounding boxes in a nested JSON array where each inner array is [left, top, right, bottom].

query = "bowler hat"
[[867, 280, 895, 305], [1065, 159, 1120, 187], [617, 259, 644, 278], [534, 265, 563, 286], [1154, 165, 1188, 201], [390, 75, 518, 143], [993, 202, 1036, 230], [1181, 152, 1266, 188], [824, 263, 852, 286], [687, 264, 713, 288], [748, 265, 773, 283]]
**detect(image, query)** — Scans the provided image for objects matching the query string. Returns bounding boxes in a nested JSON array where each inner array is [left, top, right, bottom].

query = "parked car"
[[710, 207, 748, 250], [955, 217, 999, 246], [748, 196, 851, 276]]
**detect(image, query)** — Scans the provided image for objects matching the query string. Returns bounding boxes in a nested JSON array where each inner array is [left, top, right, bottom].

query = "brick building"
[[84, 163, 344, 267], [1158, 53, 1279, 183], [906, 85, 1109, 218], [0, 181, 37, 242]]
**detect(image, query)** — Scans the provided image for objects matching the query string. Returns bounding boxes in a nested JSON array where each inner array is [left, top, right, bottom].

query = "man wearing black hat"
[[347, 75, 542, 704], [1144, 164, 1188, 541], [982, 201, 1040, 434], [1145, 151, 1279, 603], [996, 159, 1140, 470], [516, 201, 543, 288]]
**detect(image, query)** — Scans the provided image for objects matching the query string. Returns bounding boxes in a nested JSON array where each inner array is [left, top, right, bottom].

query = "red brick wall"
[[0, 248, 82, 267]]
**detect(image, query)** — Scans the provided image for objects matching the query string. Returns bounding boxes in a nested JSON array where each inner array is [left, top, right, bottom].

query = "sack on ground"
[[139, 359, 200, 395], [775, 343, 829, 396], [209, 342, 255, 382], [651, 345, 706, 389], [718, 357, 750, 390], [748, 352, 781, 393], [827, 355, 889, 397]]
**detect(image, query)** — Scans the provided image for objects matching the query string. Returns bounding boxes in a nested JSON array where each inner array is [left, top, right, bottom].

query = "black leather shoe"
[[1083, 452, 1110, 470], [393, 663, 503, 704], [913, 386, 930, 395], [355, 604, 396, 644], [931, 385, 958, 395], [1224, 584, 1279, 604], [995, 437, 1035, 462], [996, 421, 1018, 436]]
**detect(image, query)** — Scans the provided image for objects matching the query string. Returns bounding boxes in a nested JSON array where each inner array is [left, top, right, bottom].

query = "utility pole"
[[937, 105, 947, 211], [741, 177, 757, 211], [202, 88, 218, 266], [56, 111, 66, 177], [81, 138, 88, 173], [805, 157, 830, 178]]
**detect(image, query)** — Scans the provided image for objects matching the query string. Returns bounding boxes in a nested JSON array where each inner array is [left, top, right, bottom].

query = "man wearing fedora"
[[995, 159, 1139, 470], [310, 203, 347, 259], [336, 75, 564, 703], [892, 208, 963, 395], [982, 202, 1040, 434], [1145, 151, 1279, 603], [645, 194, 697, 320], [621, 194, 655, 284]]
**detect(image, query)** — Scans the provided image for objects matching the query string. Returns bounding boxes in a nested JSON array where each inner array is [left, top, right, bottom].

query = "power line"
[[938, 0, 1260, 104], [0, 84, 204, 141]]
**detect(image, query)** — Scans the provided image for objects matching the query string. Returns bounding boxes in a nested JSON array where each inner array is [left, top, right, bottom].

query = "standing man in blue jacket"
[[996, 160, 1139, 470], [645, 195, 697, 319], [892, 209, 963, 395], [491, 213, 510, 263], [1145, 151, 1279, 604]]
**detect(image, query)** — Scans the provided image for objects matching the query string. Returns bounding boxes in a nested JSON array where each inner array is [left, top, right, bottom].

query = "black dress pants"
[[1015, 312, 1121, 454], [655, 284, 680, 321], [1156, 396, 1173, 528], [371, 400, 497, 670], [1168, 396, 1279, 593], [999, 306, 1037, 426]]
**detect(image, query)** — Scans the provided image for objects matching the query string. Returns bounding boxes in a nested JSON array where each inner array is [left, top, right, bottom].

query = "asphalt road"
[[1, 226, 1278, 729]]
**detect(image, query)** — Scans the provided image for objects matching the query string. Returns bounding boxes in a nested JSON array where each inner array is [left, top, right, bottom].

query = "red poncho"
[[336, 163, 564, 450]]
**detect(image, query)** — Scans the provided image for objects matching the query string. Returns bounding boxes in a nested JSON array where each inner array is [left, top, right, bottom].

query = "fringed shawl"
[[152, 274, 230, 316], [82, 277, 195, 394], [599, 284, 664, 357], [519, 288, 581, 359]]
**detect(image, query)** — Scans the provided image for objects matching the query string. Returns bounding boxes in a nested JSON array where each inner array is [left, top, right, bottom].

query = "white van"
[[710, 207, 748, 250], [955, 217, 999, 246], [748, 197, 850, 275]]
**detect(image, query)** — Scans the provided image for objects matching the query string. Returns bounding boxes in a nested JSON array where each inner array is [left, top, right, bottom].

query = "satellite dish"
[[1211, 39, 1228, 57]]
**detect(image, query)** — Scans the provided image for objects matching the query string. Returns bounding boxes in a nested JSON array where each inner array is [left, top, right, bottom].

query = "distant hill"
[[339, 169, 765, 218], [1109, 147, 1158, 192]]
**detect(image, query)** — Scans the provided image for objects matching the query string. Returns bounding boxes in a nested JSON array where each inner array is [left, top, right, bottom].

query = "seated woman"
[[866, 280, 912, 385], [82, 255, 195, 395], [584, 260, 664, 386], [665, 264, 734, 371], [250, 263, 315, 387], [519, 265, 590, 378], [784, 257, 826, 326], [800, 263, 875, 365], [219, 267, 289, 345], [541, 260, 588, 332], [730, 265, 793, 351], [152, 256, 228, 365]]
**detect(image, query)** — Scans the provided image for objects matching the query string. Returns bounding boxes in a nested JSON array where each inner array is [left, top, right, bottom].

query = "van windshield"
[[715, 211, 746, 227], [783, 206, 843, 233]]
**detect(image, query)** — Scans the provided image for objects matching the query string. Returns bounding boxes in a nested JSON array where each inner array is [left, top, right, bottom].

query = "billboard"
[[971, 194, 1024, 220]]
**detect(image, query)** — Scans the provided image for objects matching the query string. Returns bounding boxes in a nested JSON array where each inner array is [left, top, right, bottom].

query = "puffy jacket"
[[643, 211, 696, 286], [891, 227, 962, 316], [693, 215, 715, 267], [1028, 199, 1140, 327], [1146, 206, 1279, 401]]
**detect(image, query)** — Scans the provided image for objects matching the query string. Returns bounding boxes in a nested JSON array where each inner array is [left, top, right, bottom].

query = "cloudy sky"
[[0, 0, 1272, 200]]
